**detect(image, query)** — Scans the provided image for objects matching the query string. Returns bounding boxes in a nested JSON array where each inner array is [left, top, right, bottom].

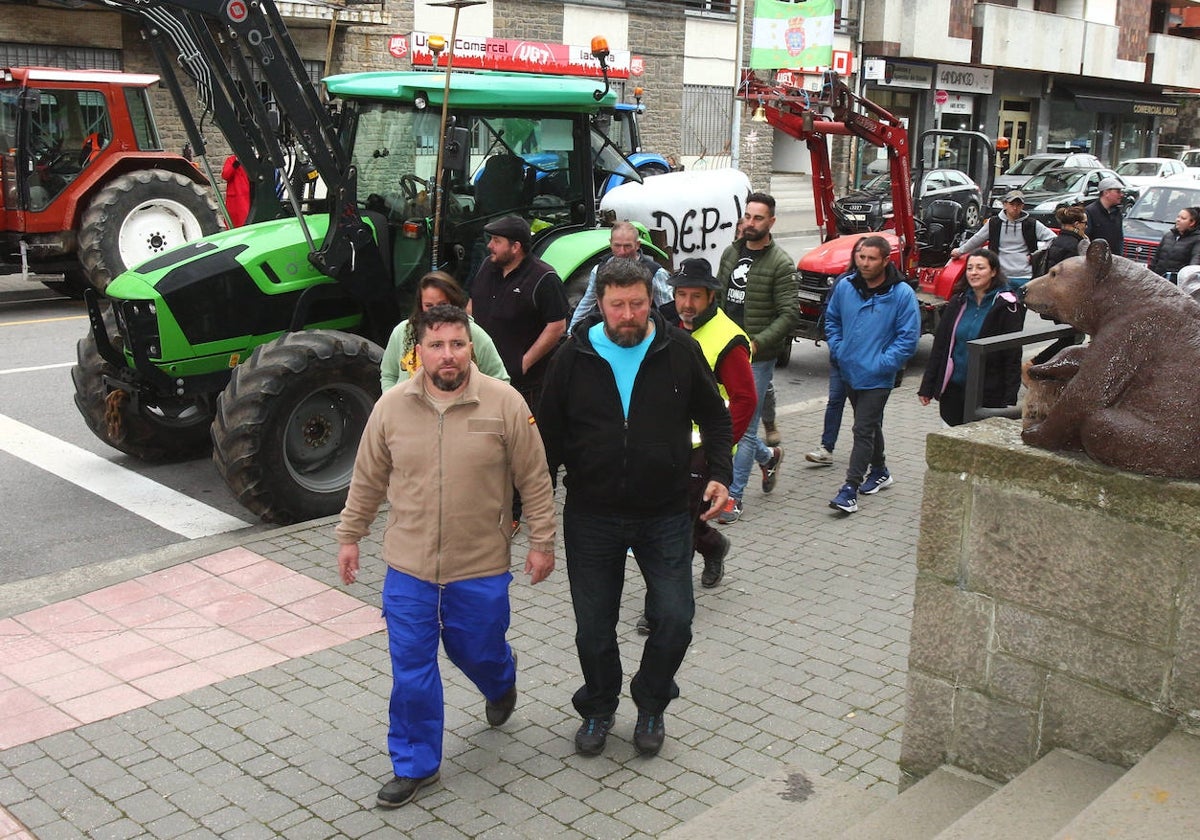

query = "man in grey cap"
[[952, 189, 1054, 287], [468, 215, 568, 532], [1085, 177, 1127, 255]]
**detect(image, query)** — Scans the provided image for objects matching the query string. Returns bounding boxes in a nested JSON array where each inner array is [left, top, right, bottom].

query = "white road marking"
[[0, 362, 74, 376], [0, 413, 251, 539]]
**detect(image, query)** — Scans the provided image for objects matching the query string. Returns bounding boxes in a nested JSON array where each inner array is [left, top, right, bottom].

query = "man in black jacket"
[[538, 257, 732, 759], [1085, 178, 1126, 256]]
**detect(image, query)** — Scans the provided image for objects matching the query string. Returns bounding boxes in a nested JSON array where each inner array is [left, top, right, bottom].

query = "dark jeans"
[[564, 504, 694, 718], [845, 386, 891, 486], [821, 363, 848, 451], [511, 381, 543, 522]]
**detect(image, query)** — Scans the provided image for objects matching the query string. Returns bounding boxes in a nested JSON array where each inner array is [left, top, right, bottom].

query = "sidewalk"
[[0, 388, 945, 839]]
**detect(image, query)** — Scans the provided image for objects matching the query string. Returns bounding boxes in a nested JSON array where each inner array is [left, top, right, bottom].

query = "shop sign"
[[935, 64, 994, 94], [405, 31, 641, 79], [879, 62, 932, 89], [943, 93, 973, 115]]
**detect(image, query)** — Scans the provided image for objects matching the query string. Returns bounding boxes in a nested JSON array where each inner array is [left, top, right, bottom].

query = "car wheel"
[[963, 202, 981, 230]]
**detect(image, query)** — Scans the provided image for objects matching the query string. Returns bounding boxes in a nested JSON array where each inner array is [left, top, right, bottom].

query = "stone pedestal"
[[901, 418, 1200, 786]]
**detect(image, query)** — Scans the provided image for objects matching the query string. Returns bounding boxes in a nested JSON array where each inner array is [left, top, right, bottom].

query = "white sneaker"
[[805, 446, 833, 465]]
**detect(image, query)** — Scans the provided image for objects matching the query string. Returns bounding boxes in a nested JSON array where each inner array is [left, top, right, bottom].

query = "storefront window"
[[1047, 100, 1093, 154], [856, 88, 917, 186]]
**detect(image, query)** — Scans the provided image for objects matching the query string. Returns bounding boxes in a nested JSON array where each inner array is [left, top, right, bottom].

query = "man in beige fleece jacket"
[[335, 305, 555, 809]]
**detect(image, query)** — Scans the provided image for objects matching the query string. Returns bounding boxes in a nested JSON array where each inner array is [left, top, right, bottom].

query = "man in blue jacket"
[[824, 236, 920, 514]]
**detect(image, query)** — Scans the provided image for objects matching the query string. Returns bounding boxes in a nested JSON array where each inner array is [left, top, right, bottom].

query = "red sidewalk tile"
[[102, 646, 190, 682], [0, 705, 77, 749], [14, 599, 98, 633], [132, 662, 225, 700], [0, 550, 376, 748], [27, 667, 120, 704], [193, 546, 263, 575], [79, 578, 156, 612], [58, 684, 156, 725], [0, 805, 35, 839]]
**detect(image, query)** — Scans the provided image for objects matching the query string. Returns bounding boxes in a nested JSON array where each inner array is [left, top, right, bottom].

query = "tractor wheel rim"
[[283, 384, 374, 493], [117, 198, 204, 266]]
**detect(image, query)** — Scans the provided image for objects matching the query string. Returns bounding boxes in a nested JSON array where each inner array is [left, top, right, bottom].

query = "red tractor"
[[742, 73, 993, 358], [1, 67, 220, 296]]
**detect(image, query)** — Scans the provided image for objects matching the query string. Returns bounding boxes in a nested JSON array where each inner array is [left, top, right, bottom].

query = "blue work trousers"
[[564, 505, 694, 718], [730, 359, 775, 500], [381, 567, 516, 779]]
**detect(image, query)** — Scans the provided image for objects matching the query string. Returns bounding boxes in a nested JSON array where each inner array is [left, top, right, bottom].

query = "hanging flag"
[[750, 0, 835, 70]]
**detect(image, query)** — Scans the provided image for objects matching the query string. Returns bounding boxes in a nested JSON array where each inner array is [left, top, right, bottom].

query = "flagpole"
[[731, 0, 746, 171]]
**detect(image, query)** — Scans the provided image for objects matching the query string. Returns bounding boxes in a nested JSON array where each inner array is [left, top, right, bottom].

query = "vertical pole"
[[431, 9, 463, 270], [731, 0, 746, 170]]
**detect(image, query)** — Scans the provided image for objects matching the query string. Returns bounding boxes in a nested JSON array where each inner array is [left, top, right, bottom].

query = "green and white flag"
[[750, 0, 835, 70]]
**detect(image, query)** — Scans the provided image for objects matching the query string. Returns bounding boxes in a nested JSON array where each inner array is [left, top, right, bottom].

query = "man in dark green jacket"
[[716, 192, 799, 523]]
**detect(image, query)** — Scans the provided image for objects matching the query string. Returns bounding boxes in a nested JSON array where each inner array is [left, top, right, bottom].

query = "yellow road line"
[[0, 314, 89, 327]]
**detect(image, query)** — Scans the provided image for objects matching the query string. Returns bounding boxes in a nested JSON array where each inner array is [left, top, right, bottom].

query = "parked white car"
[[1115, 157, 1188, 189], [1179, 149, 1200, 179]]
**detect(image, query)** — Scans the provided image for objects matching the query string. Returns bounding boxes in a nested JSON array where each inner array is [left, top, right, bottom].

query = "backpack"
[[1030, 247, 1051, 279], [988, 215, 1038, 255]]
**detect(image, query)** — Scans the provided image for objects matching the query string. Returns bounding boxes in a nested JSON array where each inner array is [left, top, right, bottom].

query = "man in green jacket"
[[717, 192, 799, 524]]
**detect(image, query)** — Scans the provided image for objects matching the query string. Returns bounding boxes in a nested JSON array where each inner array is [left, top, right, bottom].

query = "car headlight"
[[1033, 200, 1059, 213], [881, 202, 893, 215]]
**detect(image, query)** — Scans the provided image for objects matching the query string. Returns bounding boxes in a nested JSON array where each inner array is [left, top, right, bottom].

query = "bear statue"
[[1021, 239, 1200, 478]]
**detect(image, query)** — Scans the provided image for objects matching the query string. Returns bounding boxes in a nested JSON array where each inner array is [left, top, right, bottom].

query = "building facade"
[[2, 0, 1198, 194]]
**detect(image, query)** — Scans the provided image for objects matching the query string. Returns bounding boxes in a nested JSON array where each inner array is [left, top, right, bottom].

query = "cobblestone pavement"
[[0, 386, 945, 839]]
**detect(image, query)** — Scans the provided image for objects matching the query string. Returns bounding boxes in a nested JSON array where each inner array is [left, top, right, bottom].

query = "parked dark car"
[[996, 167, 1134, 226], [834, 168, 982, 234], [991, 152, 1104, 203], [1121, 177, 1200, 265]]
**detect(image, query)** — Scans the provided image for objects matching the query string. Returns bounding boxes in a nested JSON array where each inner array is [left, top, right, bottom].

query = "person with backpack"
[[952, 190, 1054, 287]]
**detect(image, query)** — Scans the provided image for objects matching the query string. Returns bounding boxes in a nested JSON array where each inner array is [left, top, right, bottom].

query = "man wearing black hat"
[[631, 257, 756, 636], [664, 257, 756, 587], [469, 216, 569, 531]]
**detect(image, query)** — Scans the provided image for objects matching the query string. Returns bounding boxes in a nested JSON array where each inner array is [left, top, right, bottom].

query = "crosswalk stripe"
[[0, 362, 74, 376], [0, 413, 251, 539]]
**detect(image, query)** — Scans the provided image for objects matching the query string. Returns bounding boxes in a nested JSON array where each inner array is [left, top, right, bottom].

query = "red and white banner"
[[396, 32, 644, 79]]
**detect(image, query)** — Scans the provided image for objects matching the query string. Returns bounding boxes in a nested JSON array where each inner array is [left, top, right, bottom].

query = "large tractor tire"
[[77, 170, 220, 292], [211, 330, 382, 524], [71, 308, 214, 461]]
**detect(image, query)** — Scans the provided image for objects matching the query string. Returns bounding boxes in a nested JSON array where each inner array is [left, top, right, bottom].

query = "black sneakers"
[[700, 532, 731, 588], [762, 446, 784, 493], [574, 715, 614, 756], [376, 772, 440, 808], [633, 710, 666, 756]]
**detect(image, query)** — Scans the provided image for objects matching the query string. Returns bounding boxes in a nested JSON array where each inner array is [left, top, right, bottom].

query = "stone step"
[[660, 765, 886, 840], [837, 766, 999, 840], [931, 749, 1125, 840], [1050, 731, 1200, 839]]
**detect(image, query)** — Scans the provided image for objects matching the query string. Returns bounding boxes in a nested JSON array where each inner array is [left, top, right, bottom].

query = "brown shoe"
[[763, 420, 782, 447]]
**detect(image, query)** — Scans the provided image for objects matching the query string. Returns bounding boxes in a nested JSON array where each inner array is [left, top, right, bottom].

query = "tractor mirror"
[[443, 126, 470, 171]]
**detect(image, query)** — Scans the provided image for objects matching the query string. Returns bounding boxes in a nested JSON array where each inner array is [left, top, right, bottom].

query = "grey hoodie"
[[957, 210, 1055, 279]]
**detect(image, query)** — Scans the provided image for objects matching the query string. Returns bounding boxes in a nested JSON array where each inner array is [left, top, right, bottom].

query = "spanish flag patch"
[[528, 415, 537, 425]]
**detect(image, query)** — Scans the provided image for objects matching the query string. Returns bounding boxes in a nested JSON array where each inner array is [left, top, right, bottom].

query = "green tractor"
[[71, 0, 665, 523]]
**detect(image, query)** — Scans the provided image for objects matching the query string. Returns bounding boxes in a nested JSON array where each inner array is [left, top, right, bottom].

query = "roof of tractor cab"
[[323, 70, 617, 110], [2, 67, 160, 87]]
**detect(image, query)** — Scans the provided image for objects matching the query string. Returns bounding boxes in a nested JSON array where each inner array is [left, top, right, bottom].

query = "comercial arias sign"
[[391, 32, 644, 79]]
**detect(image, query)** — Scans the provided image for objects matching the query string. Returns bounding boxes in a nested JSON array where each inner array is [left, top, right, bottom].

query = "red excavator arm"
[[741, 71, 917, 277]]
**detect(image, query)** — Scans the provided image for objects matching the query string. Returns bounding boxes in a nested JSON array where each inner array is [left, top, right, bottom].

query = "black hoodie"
[[537, 309, 733, 517]]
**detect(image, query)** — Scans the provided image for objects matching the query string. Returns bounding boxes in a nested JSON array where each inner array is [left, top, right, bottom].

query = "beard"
[[742, 225, 769, 242], [605, 321, 649, 348], [429, 366, 468, 392]]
